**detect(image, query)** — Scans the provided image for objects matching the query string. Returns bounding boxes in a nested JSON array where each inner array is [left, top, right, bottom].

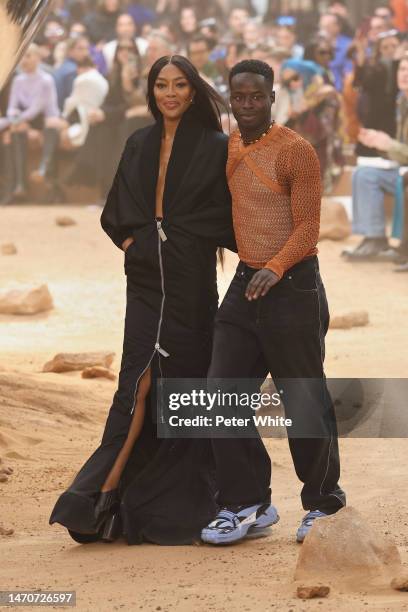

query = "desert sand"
[[0, 205, 407, 611]]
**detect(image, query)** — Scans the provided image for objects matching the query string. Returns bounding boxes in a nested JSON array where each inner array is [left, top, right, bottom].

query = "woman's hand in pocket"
[[122, 237, 135, 252]]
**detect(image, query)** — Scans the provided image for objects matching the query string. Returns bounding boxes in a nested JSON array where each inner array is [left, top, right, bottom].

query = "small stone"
[[319, 199, 351, 241], [330, 311, 369, 330], [0, 525, 14, 536], [391, 574, 408, 591], [43, 351, 115, 373], [297, 585, 330, 599], [0, 284, 53, 315], [0, 474, 8, 482], [82, 366, 116, 381], [55, 216, 76, 226], [1, 243, 17, 255]]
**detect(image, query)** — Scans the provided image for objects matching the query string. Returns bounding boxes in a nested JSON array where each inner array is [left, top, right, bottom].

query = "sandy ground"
[[0, 205, 408, 611]]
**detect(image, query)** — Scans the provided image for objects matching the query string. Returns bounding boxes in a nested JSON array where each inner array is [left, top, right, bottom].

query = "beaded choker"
[[239, 121, 275, 146]]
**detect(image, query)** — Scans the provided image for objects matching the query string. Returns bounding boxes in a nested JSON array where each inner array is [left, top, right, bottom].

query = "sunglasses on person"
[[316, 49, 333, 57], [282, 73, 301, 87]]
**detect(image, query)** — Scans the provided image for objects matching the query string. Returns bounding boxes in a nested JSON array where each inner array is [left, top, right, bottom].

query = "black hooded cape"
[[49, 108, 236, 545]]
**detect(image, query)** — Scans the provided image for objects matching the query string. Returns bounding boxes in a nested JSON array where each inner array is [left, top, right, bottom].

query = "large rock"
[[43, 351, 115, 373], [81, 366, 116, 380], [319, 198, 351, 241], [295, 507, 402, 584], [0, 284, 53, 315], [330, 311, 369, 330]]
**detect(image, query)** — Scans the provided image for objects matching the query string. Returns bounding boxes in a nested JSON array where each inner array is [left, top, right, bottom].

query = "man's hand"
[[245, 269, 280, 301], [122, 237, 134, 252], [358, 128, 393, 151]]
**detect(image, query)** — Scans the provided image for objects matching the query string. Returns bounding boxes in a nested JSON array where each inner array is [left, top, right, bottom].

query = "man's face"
[[375, 7, 393, 25], [243, 22, 259, 47], [146, 38, 170, 67], [104, 0, 120, 12], [230, 72, 274, 132], [20, 48, 40, 73], [189, 41, 209, 70], [319, 14, 339, 39], [368, 16, 387, 42], [229, 9, 249, 35], [276, 27, 296, 50], [329, 2, 348, 18], [70, 39, 90, 63], [116, 15, 136, 40], [379, 35, 399, 61]]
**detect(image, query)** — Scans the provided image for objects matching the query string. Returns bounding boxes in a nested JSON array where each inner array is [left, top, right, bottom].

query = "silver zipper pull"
[[155, 343, 170, 357], [156, 220, 167, 242]]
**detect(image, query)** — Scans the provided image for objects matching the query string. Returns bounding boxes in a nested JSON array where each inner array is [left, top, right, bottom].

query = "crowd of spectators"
[[1, 0, 408, 268]]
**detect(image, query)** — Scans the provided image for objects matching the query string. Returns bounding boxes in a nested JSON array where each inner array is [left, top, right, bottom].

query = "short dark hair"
[[77, 56, 95, 69], [229, 59, 274, 87], [187, 35, 210, 54]]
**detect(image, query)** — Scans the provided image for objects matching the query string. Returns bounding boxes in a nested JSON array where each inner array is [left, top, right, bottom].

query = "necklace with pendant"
[[239, 120, 275, 146]]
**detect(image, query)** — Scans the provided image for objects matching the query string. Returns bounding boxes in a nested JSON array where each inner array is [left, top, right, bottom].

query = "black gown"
[[49, 108, 236, 545]]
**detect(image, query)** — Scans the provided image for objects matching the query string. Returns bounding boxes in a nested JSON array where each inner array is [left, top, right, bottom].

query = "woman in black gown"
[[49, 55, 236, 545]]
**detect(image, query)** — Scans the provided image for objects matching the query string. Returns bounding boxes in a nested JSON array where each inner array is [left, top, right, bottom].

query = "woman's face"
[[154, 63, 195, 121], [379, 36, 399, 61], [281, 68, 302, 91], [314, 43, 333, 68], [397, 58, 408, 93], [117, 43, 138, 68], [180, 8, 197, 34]]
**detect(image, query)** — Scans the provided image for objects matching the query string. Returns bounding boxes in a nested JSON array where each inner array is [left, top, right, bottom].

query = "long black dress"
[[49, 108, 236, 545]]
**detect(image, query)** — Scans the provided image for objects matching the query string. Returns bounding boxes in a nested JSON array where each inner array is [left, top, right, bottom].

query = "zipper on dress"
[[157, 218, 167, 241], [129, 217, 170, 414]]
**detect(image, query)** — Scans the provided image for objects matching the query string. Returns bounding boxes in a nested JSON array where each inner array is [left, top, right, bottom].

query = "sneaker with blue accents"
[[296, 510, 327, 543], [201, 502, 279, 545]]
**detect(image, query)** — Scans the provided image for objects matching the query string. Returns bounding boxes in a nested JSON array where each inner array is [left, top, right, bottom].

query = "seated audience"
[[343, 55, 408, 262]]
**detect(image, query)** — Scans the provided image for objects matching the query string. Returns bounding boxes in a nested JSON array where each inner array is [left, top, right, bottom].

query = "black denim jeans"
[[208, 256, 346, 514]]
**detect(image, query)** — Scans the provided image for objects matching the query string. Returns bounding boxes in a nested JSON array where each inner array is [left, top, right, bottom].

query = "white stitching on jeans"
[[315, 261, 344, 506]]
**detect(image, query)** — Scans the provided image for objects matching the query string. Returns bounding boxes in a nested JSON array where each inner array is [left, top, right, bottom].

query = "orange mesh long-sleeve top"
[[227, 123, 322, 279]]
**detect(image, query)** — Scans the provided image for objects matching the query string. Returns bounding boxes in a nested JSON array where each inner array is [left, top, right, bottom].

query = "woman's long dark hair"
[[147, 55, 227, 132], [147, 55, 228, 266], [7, 0, 32, 23]]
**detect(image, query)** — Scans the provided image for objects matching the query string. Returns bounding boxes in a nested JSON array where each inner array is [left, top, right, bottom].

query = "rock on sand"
[[295, 507, 402, 584], [43, 351, 115, 373], [81, 366, 116, 380], [330, 311, 369, 330], [0, 284, 53, 315], [319, 199, 351, 241]]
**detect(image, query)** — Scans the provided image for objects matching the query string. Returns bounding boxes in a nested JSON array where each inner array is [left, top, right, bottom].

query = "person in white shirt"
[[102, 13, 147, 73], [60, 57, 109, 149]]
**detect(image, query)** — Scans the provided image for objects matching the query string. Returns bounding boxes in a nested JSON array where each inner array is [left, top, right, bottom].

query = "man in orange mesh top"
[[201, 60, 346, 546]]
